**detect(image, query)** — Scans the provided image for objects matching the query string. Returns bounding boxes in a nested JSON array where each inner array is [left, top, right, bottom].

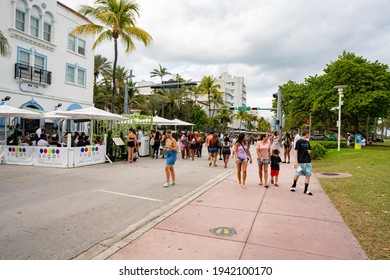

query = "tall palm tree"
[[209, 92, 224, 118], [0, 30, 11, 57], [235, 110, 250, 131], [71, 0, 152, 113], [94, 54, 112, 85], [150, 64, 172, 84], [216, 105, 233, 133], [196, 76, 222, 117], [247, 114, 259, 131]]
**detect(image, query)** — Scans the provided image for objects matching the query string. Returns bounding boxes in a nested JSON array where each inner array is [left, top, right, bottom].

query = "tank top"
[[236, 142, 247, 160], [257, 141, 270, 159]]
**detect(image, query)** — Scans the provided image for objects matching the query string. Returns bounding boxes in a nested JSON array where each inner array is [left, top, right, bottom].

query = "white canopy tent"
[[171, 118, 194, 126], [152, 116, 174, 126], [0, 104, 43, 142], [55, 106, 128, 141]]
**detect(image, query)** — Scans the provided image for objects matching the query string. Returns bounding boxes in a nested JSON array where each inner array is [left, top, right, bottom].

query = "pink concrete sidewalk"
[[108, 154, 367, 260]]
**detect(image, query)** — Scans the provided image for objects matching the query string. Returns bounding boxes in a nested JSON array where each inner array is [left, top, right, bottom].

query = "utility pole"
[[334, 85, 346, 151], [124, 70, 135, 115]]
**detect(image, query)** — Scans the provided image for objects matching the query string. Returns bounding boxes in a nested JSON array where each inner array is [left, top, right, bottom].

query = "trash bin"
[[138, 136, 150, 157]]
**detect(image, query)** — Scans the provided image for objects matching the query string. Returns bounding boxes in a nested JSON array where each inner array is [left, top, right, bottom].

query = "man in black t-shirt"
[[290, 129, 313, 195]]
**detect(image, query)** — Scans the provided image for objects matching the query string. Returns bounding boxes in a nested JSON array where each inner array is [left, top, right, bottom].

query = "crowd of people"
[[5, 125, 100, 148], [126, 127, 312, 194]]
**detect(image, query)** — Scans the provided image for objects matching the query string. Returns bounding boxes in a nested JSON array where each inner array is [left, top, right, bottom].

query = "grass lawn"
[[313, 143, 390, 259]]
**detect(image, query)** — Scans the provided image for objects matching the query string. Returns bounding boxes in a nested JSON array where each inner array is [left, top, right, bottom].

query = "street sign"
[[238, 106, 251, 111]]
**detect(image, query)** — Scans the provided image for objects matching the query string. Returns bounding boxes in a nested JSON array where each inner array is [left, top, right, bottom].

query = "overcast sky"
[[61, 0, 390, 118]]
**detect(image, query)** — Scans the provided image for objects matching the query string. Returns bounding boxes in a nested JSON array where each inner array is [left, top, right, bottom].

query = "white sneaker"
[[163, 182, 170, 187]]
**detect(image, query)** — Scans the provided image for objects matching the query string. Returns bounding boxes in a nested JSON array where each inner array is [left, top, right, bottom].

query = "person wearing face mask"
[[163, 130, 179, 187]]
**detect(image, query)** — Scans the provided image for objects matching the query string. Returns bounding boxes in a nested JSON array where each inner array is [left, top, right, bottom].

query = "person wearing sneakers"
[[256, 134, 271, 188], [163, 130, 179, 187], [290, 129, 313, 195], [270, 149, 282, 187]]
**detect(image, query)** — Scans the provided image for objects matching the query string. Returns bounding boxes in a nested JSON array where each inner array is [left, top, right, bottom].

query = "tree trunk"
[[208, 91, 211, 118], [111, 38, 118, 113], [365, 115, 370, 138]]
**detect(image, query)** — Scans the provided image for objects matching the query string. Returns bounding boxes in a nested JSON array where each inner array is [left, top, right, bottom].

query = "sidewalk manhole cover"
[[321, 172, 340, 176], [316, 172, 352, 178], [210, 227, 237, 237]]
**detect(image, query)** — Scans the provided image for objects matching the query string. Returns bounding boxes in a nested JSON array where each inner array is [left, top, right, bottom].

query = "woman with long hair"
[[256, 134, 271, 187], [208, 133, 220, 167], [127, 128, 137, 163], [232, 132, 252, 188], [221, 136, 232, 168]]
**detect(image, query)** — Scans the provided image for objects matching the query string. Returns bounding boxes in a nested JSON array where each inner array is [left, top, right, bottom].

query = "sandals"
[[275, 183, 279, 187]]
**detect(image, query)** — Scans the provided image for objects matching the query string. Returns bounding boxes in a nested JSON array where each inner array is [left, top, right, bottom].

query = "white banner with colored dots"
[[33, 147, 68, 168], [73, 145, 106, 167], [3, 146, 35, 165]]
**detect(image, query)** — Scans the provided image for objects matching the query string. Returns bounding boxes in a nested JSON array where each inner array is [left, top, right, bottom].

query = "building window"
[[43, 13, 53, 42], [66, 65, 75, 83], [66, 64, 86, 86], [68, 35, 76, 52], [18, 49, 30, 67], [77, 68, 86, 86], [15, 2, 26, 32], [68, 34, 86, 56], [30, 7, 40, 37], [34, 55, 45, 70], [78, 39, 86, 56]]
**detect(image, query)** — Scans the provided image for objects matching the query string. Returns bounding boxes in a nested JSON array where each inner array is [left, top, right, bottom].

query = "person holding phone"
[[256, 134, 271, 188]]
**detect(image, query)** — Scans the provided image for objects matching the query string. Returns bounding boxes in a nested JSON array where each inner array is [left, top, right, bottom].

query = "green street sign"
[[238, 106, 251, 111]]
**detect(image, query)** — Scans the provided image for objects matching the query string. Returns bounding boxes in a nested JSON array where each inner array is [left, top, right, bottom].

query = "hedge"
[[310, 142, 327, 159], [314, 140, 347, 149]]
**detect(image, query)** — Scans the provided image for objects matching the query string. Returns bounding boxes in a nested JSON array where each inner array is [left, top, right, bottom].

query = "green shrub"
[[315, 140, 347, 149], [310, 142, 327, 159]]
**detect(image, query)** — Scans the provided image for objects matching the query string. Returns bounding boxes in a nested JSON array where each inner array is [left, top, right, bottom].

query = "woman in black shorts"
[[127, 128, 137, 163]]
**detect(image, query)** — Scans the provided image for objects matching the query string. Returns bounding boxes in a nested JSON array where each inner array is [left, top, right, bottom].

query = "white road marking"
[[96, 190, 162, 202]]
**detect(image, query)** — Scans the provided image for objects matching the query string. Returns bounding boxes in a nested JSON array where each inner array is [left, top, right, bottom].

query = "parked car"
[[310, 134, 328, 140]]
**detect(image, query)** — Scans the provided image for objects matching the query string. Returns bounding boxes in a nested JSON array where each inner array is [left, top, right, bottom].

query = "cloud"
[[62, 0, 390, 117]]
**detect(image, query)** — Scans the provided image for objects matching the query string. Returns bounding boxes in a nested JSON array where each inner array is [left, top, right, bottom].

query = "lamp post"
[[334, 85, 346, 151]]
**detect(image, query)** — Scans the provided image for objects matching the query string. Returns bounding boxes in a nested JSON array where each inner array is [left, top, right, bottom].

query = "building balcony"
[[14, 63, 52, 85]]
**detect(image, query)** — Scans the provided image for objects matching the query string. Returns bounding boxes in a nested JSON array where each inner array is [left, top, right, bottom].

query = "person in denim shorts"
[[290, 129, 313, 195]]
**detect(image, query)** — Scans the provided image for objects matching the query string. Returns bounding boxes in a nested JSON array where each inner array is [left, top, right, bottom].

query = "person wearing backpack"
[[221, 136, 232, 168]]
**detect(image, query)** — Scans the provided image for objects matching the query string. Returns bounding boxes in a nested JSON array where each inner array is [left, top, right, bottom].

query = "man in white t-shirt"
[[35, 125, 45, 138], [293, 128, 301, 150]]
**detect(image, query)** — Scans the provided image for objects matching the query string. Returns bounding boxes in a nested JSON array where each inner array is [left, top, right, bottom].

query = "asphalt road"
[[0, 150, 235, 259]]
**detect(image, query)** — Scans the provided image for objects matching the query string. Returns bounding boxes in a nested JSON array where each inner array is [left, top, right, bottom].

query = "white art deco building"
[[0, 0, 94, 139]]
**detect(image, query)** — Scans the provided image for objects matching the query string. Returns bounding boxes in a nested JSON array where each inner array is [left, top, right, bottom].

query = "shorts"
[[257, 158, 270, 165], [271, 169, 280, 177], [236, 157, 248, 163], [127, 141, 135, 148], [209, 147, 218, 153], [295, 163, 312, 177]]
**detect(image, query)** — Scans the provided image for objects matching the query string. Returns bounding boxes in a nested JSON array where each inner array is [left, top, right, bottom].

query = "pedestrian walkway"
[[105, 150, 367, 260]]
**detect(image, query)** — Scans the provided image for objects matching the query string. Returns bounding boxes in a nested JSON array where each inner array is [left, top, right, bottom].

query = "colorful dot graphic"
[[39, 148, 60, 154], [80, 146, 99, 153]]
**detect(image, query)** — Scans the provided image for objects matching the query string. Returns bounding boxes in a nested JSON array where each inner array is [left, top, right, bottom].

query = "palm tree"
[[247, 114, 259, 132], [216, 105, 233, 133], [71, 0, 152, 113], [150, 64, 172, 84], [0, 30, 11, 57], [209, 92, 224, 118], [196, 76, 222, 117], [235, 110, 250, 131], [94, 54, 112, 85]]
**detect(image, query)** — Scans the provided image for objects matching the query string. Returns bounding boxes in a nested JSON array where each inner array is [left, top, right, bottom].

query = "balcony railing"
[[14, 63, 52, 85]]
